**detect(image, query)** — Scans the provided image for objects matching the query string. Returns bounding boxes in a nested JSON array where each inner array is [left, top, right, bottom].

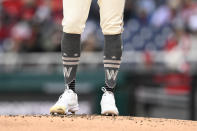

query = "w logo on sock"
[[106, 69, 118, 81], [64, 67, 72, 78]]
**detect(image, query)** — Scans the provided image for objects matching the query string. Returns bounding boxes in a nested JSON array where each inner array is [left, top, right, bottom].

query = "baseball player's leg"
[[99, 0, 125, 91], [62, 0, 92, 91], [98, 0, 125, 115], [62, 0, 92, 34], [50, 0, 92, 115], [100, 34, 123, 116]]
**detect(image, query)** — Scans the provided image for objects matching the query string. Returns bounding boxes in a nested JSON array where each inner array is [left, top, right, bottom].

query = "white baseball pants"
[[62, 0, 125, 35]]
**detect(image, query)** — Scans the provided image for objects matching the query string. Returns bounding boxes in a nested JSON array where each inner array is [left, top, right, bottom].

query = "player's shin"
[[103, 34, 122, 92], [61, 33, 81, 92]]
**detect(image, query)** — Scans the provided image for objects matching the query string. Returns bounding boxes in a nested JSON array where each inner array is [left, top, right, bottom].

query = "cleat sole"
[[50, 105, 79, 115], [50, 107, 66, 115], [102, 111, 119, 116]]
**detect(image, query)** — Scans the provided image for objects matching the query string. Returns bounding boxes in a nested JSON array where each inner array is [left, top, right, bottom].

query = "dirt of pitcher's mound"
[[0, 115, 197, 131]]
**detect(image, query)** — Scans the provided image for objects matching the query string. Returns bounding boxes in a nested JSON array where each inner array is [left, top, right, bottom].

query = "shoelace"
[[101, 87, 107, 93], [101, 87, 114, 96]]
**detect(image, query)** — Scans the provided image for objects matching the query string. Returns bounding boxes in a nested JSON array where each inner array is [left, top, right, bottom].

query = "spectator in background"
[[124, 0, 136, 23], [181, 0, 197, 32], [151, 0, 181, 27], [164, 19, 190, 72], [136, 0, 156, 24], [10, 21, 32, 52], [81, 33, 101, 52], [0, 0, 62, 52], [0, 0, 197, 54]]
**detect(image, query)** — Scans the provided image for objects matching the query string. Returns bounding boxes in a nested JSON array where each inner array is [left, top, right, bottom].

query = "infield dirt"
[[0, 115, 196, 131]]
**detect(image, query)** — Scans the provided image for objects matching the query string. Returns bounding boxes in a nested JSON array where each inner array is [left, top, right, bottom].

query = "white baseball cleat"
[[100, 87, 119, 116], [50, 86, 79, 115]]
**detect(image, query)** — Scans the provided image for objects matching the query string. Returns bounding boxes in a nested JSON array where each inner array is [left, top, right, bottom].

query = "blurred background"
[[0, 0, 197, 120]]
